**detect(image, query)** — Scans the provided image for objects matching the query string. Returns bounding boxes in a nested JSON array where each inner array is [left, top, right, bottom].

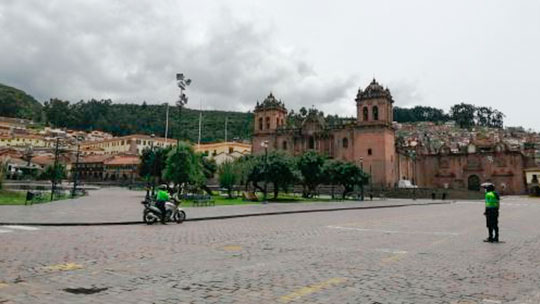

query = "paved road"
[[0, 188, 445, 224], [1, 197, 540, 303]]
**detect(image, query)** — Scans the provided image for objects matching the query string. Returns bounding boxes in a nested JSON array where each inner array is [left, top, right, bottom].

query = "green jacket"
[[485, 191, 500, 208], [156, 190, 170, 202]]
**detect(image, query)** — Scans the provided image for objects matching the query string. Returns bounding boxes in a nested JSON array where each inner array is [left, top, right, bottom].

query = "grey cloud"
[[0, 0, 356, 114]]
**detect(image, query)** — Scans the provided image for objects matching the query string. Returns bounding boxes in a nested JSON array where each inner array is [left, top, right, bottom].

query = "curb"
[[0, 201, 453, 227]]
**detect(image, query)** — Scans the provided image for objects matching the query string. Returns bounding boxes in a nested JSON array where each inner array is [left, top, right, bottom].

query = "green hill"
[[0, 83, 43, 120], [42, 98, 254, 143]]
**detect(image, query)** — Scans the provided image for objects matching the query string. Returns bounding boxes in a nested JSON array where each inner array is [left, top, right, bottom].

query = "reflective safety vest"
[[485, 191, 499, 208], [156, 190, 170, 202]]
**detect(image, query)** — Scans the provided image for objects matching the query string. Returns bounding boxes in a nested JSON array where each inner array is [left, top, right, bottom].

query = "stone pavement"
[[0, 188, 452, 224], [1, 196, 540, 303]]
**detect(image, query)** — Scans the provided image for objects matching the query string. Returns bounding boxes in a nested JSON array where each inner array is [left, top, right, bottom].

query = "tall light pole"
[[150, 133, 156, 196], [359, 157, 364, 201], [51, 138, 60, 201], [71, 142, 80, 198], [176, 73, 191, 145], [261, 140, 269, 204]]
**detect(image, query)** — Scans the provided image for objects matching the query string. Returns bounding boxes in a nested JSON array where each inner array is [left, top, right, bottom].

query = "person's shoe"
[[493, 238, 499, 243], [483, 238, 493, 243]]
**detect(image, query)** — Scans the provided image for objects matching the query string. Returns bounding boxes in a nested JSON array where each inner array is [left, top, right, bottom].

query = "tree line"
[[41, 98, 253, 142], [0, 81, 507, 140], [394, 103, 505, 128], [141, 146, 369, 200]]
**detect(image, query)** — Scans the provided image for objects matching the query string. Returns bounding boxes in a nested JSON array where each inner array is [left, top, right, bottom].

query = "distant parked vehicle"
[[398, 180, 418, 189]]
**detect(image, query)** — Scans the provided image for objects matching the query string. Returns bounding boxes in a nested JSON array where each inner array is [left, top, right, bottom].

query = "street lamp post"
[[261, 140, 269, 204], [71, 143, 80, 198], [51, 138, 60, 201], [150, 133, 156, 196], [176, 73, 192, 145], [359, 157, 364, 201]]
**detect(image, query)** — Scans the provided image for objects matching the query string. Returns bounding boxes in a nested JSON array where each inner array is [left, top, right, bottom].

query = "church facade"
[[251, 80, 534, 194]]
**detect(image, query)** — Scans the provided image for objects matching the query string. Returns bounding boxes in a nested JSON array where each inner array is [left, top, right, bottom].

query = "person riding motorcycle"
[[155, 184, 170, 224]]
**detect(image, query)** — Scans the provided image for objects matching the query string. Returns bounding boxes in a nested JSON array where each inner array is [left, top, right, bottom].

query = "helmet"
[[158, 184, 168, 190], [482, 183, 495, 192]]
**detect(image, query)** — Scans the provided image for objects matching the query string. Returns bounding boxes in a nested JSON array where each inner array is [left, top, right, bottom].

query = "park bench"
[[183, 194, 215, 207], [25, 191, 44, 205]]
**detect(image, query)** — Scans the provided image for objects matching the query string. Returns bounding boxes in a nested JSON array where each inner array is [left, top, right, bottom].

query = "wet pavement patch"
[[63, 287, 109, 294]]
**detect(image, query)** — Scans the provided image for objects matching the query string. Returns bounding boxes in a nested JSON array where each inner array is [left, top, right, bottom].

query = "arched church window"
[[373, 106, 379, 121], [259, 117, 263, 130], [283, 141, 288, 150], [363, 107, 369, 121], [342, 137, 349, 148], [309, 137, 315, 149], [276, 117, 280, 127], [266, 117, 270, 129]]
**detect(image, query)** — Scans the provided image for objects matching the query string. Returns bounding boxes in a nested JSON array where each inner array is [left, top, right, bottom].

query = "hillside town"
[[0, 115, 251, 182], [1, 96, 539, 194]]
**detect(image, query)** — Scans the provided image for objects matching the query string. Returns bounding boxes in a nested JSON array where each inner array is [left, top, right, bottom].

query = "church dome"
[[255, 92, 287, 112], [356, 79, 394, 103]]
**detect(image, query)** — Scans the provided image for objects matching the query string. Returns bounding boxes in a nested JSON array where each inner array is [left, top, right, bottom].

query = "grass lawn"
[[0, 190, 74, 205], [180, 192, 342, 207], [0, 190, 27, 205]]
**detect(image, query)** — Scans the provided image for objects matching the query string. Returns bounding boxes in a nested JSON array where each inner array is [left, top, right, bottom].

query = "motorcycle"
[[141, 195, 186, 225]]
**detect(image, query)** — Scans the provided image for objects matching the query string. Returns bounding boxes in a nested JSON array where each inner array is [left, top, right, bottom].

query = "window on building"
[[342, 137, 349, 148], [259, 117, 263, 130], [373, 106, 379, 121], [266, 117, 270, 129], [276, 117, 280, 127], [229, 147, 234, 154], [368, 148, 372, 156], [283, 141, 288, 150], [363, 107, 369, 121], [136, 140, 141, 144], [309, 137, 315, 149]]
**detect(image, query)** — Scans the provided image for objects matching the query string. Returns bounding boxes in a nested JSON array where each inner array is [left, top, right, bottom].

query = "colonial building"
[[253, 79, 398, 188], [411, 140, 530, 195], [251, 80, 536, 194], [80, 134, 177, 155]]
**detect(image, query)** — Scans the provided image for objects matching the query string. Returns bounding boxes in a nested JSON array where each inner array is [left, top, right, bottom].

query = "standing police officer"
[[483, 184, 500, 243]]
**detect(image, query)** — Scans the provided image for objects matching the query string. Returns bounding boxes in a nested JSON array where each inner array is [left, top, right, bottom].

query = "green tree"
[[324, 160, 368, 199], [297, 151, 327, 198], [44, 98, 75, 127], [139, 146, 170, 192], [218, 161, 238, 198], [247, 155, 266, 193], [163, 142, 202, 193], [264, 152, 298, 199], [39, 164, 66, 183], [322, 160, 339, 199], [450, 103, 476, 128], [235, 155, 257, 190]]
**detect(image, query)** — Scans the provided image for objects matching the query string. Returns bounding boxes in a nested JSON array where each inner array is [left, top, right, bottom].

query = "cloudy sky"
[[1, 0, 539, 130]]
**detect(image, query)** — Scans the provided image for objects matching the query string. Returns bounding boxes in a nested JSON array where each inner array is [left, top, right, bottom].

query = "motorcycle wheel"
[[143, 210, 158, 225], [174, 211, 186, 223]]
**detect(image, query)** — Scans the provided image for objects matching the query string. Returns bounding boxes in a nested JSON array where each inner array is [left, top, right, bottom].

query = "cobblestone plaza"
[[2, 193, 540, 303]]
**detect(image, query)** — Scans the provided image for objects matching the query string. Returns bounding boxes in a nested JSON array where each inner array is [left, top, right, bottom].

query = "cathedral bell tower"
[[252, 93, 287, 154], [356, 79, 394, 126], [353, 79, 397, 188]]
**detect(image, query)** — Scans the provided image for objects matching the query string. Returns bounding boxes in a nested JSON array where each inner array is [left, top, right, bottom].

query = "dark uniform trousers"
[[485, 208, 499, 240]]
